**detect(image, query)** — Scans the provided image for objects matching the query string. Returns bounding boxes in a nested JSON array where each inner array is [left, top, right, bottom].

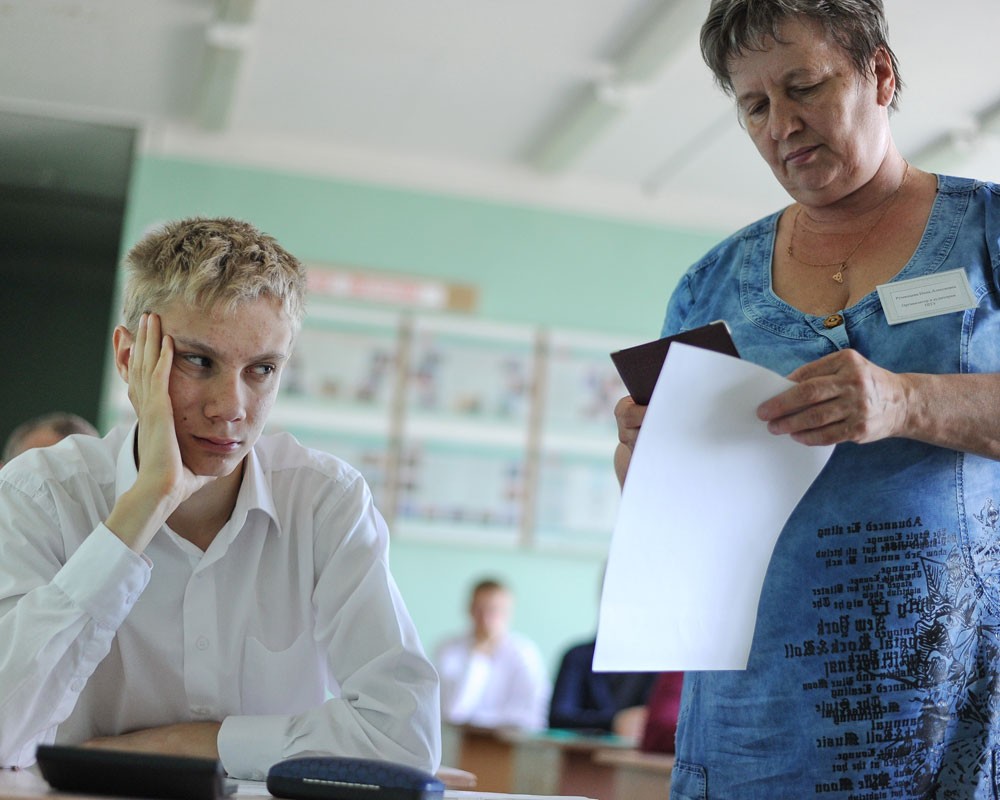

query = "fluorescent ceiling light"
[[194, 0, 258, 131], [525, 0, 703, 173]]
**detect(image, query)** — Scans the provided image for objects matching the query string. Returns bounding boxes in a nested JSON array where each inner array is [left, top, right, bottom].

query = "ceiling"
[[3, 0, 1000, 232]]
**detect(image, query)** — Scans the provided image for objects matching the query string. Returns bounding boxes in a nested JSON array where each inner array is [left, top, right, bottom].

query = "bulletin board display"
[[393, 440, 525, 547], [280, 305, 401, 416], [403, 317, 536, 429], [533, 452, 623, 552], [540, 330, 630, 447], [529, 329, 630, 551], [268, 302, 631, 551]]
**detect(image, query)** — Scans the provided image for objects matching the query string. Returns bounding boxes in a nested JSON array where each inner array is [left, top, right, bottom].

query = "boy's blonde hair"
[[121, 217, 307, 332]]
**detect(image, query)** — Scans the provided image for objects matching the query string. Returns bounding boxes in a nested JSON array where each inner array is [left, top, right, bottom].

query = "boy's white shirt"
[[0, 425, 441, 778]]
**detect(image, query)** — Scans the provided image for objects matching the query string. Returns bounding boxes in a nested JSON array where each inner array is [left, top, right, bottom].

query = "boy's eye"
[[182, 354, 210, 368], [250, 364, 276, 377]]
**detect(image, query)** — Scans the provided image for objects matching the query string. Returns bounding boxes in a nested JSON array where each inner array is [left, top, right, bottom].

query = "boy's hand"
[[83, 722, 221, 760], [106, 313, 215, 553], [130, 313, 214, 503]]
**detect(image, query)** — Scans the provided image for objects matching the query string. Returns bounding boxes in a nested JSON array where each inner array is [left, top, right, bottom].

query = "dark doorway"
[[0, 109, 135, 449]]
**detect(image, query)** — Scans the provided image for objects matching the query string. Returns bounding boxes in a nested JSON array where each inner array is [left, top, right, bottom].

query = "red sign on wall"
[[307, 265, 477, 312]]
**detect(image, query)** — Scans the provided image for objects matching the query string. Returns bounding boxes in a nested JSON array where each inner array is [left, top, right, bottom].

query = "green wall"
[[115, 154, 725, 675]]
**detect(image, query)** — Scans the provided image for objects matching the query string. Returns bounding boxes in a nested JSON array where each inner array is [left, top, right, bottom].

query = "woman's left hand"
[[756, 349, 911, 446]]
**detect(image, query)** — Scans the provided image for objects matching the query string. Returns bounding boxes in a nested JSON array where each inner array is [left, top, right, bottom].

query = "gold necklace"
[[786, 163, 910, 284]]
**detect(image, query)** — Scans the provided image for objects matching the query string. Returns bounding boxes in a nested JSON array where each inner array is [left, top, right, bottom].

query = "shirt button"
[[192, 706, 211, 716], [195, 636, 210, 650], [823, 314, 844, 329]]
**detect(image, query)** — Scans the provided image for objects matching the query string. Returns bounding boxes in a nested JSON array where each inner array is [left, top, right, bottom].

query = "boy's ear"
[[112, 325, 134, 383]]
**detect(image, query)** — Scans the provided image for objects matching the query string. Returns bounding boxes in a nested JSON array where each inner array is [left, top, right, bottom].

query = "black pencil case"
[[35, 743, 234, 800]]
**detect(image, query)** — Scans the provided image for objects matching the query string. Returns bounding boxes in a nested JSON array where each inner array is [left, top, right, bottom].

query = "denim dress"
[[663, 176, 1000, 799]]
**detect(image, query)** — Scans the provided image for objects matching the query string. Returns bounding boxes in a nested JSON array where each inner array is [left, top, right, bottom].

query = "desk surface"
[[445, 725, 643, 800], [592, 748, 676, 773], [0, 768, 596, 800], [499, 730, 635, 752]]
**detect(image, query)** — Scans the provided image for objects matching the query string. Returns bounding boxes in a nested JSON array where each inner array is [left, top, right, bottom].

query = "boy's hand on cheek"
[[106, 313, 214, 553], [131, 313, 214, 505]]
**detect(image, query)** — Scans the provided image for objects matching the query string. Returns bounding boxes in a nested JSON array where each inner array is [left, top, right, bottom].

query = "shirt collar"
[[113, 423, 283, 537], [237, 441, 282, 535]]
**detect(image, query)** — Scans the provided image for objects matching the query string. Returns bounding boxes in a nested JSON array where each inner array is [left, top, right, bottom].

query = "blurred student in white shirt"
[[0, 217, 440, 779], [435, 578, 550, 730]]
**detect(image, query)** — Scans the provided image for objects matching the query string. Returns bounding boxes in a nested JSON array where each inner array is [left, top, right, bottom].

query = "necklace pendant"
[[832, 270, 844, 284]]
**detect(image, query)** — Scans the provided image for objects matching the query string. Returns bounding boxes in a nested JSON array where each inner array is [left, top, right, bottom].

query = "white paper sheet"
[[594, 343, 834, 671]]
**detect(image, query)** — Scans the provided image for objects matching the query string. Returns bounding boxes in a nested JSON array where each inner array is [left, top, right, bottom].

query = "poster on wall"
[[534, 453, 622, 552], [394, 316, 533, 545], [279, 304, 402, 417], [533, 329, 630, 551], [393, 440, 524, 546], [403, 316, 535, 428]]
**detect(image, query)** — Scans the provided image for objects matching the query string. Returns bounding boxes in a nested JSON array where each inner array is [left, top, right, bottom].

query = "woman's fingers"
[[758, 350, 907, 445]]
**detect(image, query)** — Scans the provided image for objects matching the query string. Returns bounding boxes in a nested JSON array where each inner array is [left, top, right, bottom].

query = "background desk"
[[443, 724, 520, 793], [592, 749, 673, 800], [442, 726, 647, 800], [507, 729, 634, 800]]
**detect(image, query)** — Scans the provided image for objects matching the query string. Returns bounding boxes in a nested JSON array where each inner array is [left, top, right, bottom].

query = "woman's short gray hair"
[[700, 0, 902, 111]]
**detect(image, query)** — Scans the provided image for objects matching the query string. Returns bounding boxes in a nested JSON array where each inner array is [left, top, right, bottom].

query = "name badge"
[[877, 268, 978, 325]]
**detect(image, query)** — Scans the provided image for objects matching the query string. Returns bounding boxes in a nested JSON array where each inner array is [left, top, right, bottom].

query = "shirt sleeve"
[[482, 636, 550, 731], [433, 638, 470, 724], [985, 182, 1000, 291], [0, 502, 150, 768], [661, 265, 699, 337], [216, 476, 441, 780], [515, 639, 552, 730]]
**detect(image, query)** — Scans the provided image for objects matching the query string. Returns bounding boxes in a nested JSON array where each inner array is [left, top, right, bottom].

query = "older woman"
[[614, 1, 1000, 797]]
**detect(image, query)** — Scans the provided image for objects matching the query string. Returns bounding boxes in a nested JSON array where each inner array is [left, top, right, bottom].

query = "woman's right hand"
[[614, 395, 647, 488]]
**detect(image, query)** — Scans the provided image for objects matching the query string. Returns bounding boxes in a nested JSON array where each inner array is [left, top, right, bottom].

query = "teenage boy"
[[0, 217, 440, 780]]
